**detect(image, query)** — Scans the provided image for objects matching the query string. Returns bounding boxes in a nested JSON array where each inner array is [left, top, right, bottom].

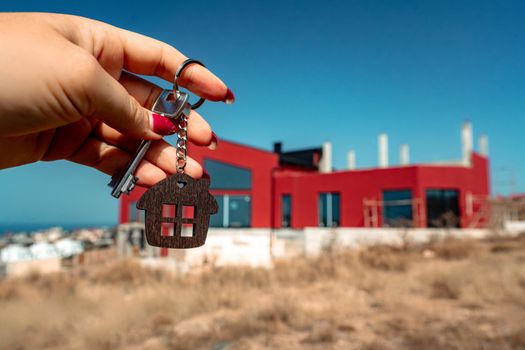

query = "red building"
[[120, 123, 490, 230]]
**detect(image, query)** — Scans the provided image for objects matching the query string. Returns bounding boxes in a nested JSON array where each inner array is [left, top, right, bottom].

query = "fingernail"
[[151, 113, 177, 135], [223, 88, 235, 104], [208, 132, 218, 150]]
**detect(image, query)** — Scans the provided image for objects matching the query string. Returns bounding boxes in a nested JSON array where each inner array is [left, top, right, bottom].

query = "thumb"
[[86, 60, 161, 140]]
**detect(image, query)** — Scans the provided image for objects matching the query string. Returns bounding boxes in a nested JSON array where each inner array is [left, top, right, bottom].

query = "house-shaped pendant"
[[136, 173, 218, 249]]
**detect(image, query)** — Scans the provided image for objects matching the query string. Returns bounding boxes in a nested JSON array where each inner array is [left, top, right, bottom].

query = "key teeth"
[[128, 176, 138, 192]]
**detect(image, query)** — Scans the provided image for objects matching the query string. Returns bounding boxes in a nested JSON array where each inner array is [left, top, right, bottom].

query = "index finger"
[[116, 28, 230, 102]]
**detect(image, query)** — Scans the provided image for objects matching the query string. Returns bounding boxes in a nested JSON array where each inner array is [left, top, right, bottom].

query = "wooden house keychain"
[[109, 59, 218, 249]]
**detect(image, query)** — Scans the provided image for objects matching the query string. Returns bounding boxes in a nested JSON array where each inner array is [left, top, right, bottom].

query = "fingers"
[[118, 72, 214, 146], [82, 57, 162, 141], [94, 123, 204, 178], [118, 72, 163, 110], [115, 28, 231, 102], [66, 136, 166, 187], [144, 143, 203, 178], [41, 118, 93, 161]]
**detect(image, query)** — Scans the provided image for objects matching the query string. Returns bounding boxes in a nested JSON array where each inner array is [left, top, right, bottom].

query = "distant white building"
[[29, 242, 60, 260], [55, 238, 84, 258], [1, 244, 32, 263]]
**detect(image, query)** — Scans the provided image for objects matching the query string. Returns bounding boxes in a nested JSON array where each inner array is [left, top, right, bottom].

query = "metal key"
[[109, 90, 191, 198]]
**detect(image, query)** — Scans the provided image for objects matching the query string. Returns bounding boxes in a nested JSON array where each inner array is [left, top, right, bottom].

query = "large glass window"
[[383, 190, 413, 227], [319, 193, 340, 227], [281, 195, 292, 228], [204, 159, 252, 190], [426, 189, 460, 228], [210, 195, 251, 228], [229, 196, 251, 227]]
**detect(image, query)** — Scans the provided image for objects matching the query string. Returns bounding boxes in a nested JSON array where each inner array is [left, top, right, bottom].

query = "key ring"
[[174, 58, 206, 110]]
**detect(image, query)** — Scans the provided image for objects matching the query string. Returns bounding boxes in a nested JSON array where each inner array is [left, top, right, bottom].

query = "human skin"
[[0, 12, 234, 186]]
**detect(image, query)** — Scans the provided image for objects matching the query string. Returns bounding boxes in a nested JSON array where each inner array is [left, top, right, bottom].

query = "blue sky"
[[1, 0, 524, 230]]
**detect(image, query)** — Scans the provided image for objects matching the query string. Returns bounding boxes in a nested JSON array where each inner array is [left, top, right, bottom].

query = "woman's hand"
[[0, 12, 233, 186]]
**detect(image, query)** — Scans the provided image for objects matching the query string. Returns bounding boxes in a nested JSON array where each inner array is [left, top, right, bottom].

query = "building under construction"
[[120, 122, 490, 230]]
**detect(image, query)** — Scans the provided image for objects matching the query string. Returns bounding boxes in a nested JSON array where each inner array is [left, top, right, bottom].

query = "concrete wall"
[[302, 227, 494, 256], [504, 221, 525, 234], [182, 229, 272, 269], [127, 226, 510, 272], [140, 229, 273, 274]]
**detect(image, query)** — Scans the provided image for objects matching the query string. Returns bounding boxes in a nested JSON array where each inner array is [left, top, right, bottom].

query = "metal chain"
[[176, 111, 188, 173], [173, 59, 207, 174]]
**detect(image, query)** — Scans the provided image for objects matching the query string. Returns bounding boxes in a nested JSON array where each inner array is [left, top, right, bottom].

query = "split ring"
[[174, 58, 206, 110]]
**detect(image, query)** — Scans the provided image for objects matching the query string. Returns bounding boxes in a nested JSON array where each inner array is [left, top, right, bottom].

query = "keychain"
[[109, 59, 218, 249]]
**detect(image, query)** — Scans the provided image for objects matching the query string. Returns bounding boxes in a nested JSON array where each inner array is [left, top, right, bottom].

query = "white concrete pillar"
[[462, 122, 473, 166], [378, 133, 388, 168], [479, 135, 489, 157], [400, 144, 410, 165], [347, 150, 356, 170], [320, 141, 332, 173]]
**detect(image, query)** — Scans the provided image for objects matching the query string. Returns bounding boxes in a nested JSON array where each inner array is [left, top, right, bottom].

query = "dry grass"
[[358, 245, 411, 271], [1, 236, 525, 350], [430, 238, 479, 260]]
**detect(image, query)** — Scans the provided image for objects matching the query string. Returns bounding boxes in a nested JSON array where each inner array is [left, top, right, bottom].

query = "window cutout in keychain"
[[181, 228, 193, 237], [161, 222, 175, 236], [162, 204, 176, 219], [181, 206, 195, 237]]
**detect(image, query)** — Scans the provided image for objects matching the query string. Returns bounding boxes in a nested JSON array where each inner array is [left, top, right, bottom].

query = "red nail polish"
[[223, 88, 235, 104], [152, 113, 177, 135], [208, 132, 218, 150]]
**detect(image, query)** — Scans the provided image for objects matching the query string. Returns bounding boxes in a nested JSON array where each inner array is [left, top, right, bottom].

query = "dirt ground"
[[0, 234, 524, 350]]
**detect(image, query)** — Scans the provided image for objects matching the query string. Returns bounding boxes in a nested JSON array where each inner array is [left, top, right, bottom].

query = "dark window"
[[319, 193, 340, 227], [383, 190, 413, 227], [128, 201, 144, 222], [204, 159, 252, 190], [210, 195, 251, 228], [228, 196, 251, 227], [426, 189, 460, 228], [281, 195, 292, 228]]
